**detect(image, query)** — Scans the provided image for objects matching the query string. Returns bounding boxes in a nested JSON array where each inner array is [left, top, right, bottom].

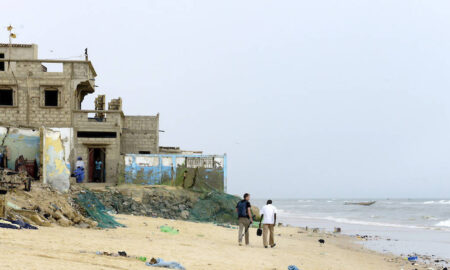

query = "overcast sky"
[[4, 0, 450, 198]]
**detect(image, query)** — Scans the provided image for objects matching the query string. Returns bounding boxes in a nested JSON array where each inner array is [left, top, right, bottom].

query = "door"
[[88, 148, 94, 182], [89, 148, 106, 183]]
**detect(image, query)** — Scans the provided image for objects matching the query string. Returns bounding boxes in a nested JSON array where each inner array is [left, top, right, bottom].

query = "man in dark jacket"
[[236, 193, 253, 246]]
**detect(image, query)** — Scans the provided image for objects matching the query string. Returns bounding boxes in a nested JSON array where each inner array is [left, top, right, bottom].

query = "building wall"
[[0, 126, 40, 170], [42, 128, 70, 192], [0, 45, 163, 185], [123, 154, 227, 192], [0, 60, 95, 127], [121, 115, 159, 154], [74, 136, 121, 184], [0, 44, 38, 59], [0, 126, 71, 191]]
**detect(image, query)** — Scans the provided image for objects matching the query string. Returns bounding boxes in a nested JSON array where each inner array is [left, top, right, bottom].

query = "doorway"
[[88, 148, 105, 182]]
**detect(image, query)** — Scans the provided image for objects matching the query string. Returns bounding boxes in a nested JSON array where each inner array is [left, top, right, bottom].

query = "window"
[[44, 90, 59, 107], [0, 53, 4, 71], [40, 86, 62, 108], [77, 131, 117, 138], [186, 157, 214, 169], [139, 151, 151, 154], [0, 89, 13, 106]]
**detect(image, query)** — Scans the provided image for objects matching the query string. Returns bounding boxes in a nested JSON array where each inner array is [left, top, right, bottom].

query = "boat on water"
[[344, 201, 376, 206]]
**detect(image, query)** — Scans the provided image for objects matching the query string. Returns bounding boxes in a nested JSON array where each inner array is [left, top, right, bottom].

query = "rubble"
[[89, 185, 251, 224], [1, 182, 258, 229], [0, 169, 31, 191], [94, 186, 197, 220], [5, 182, 97, 228]]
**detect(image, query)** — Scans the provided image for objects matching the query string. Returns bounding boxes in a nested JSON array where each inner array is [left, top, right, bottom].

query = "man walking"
[[236, 193, 253, 246], [259, 199, 277, 248]]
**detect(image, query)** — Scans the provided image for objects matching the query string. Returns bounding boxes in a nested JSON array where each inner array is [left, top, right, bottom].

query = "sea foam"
[[424, 200, 450, 205], [436, 219, 450, 227]]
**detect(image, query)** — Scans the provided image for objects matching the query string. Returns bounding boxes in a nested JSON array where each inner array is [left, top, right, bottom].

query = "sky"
[[3, 0, 450, 198]]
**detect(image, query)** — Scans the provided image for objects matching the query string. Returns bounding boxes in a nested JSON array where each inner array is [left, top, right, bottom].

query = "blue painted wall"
[[124, 154, 227, 192], [0, 128, 40, 170]]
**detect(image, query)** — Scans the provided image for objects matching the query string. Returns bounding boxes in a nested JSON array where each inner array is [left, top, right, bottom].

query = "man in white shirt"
[[259, 199, 277, 248]]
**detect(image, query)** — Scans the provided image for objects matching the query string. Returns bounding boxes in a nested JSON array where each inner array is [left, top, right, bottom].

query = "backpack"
[[237, 201, 248, 217]]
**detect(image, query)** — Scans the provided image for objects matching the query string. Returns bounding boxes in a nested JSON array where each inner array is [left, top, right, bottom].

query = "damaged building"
[[0, 43, 226, 191]]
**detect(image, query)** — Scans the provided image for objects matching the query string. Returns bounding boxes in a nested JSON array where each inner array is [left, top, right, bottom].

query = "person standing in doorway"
[[259, 199, 277, 248], [236, 193, 253, 246], [94, 158, 103, 182]]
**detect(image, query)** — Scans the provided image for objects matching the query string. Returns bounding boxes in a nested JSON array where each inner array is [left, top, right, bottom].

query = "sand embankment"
[[0, 214, 427, 270]]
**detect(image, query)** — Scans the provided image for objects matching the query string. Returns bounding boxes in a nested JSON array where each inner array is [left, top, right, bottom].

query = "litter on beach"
[[0, 218, 38, 230], [215, 223, 237, 229], [160, 225, 179, 235], [145, 257, 186, 270]]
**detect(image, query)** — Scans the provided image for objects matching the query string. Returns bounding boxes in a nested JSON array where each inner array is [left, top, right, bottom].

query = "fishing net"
[[189, 191, 240, 224], [74, 190, 125, 229]]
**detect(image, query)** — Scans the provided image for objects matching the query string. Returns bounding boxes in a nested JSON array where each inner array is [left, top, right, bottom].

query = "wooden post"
[[0, 193, 7, 218]]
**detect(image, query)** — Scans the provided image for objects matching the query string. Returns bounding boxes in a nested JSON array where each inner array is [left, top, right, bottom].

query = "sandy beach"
[[0, 214, 429, 270]]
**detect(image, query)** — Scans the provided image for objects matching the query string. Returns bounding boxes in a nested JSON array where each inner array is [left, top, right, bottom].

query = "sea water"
[[253, 199, 450, 259]]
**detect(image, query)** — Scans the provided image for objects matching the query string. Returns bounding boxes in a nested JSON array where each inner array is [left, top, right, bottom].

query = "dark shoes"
[[271, 244, 276, 248], [264, 246, 268, 248]]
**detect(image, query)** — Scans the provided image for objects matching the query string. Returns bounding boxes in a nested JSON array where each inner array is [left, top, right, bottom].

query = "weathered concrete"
[[42, 128, 70, 192], [123, 154, 227, 192], [121, 115, 159, 154], [0, 127, 40, 170], [0, 44, 160, 183]]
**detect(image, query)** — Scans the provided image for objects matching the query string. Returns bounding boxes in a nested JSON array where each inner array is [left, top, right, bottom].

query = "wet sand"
[[0, 214, 429, 270]]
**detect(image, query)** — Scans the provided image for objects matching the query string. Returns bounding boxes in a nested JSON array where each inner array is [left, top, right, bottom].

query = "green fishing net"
[[74, 190, 125, 229], [189, 191, 240, 224]]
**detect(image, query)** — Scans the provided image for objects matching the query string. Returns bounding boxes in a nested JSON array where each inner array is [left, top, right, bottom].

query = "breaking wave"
[[282, 214, 450, 232], [436, 219, 450, 227], [320, 216, 429, 230], [423, 200, 450, 205]]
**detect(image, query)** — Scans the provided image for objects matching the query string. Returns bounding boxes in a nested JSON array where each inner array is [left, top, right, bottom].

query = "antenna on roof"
[[84, 48, 88, 60], [6, 25, 16, 71], [7, 25, 16, 44]]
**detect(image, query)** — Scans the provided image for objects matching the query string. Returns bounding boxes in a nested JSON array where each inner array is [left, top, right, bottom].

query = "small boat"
[[344, 201, 376, 206]]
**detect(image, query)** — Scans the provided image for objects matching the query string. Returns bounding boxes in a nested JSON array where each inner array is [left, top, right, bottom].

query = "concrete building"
[[0, 43, 159, 183], [0, 43, 226, 191]]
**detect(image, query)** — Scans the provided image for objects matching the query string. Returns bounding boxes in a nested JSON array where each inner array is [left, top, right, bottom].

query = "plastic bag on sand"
[[145, 258, 185, 270], [160, 225, 179, 235]]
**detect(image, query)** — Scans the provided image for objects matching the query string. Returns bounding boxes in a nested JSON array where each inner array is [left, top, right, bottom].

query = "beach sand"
[[0, 214, 427, 270]]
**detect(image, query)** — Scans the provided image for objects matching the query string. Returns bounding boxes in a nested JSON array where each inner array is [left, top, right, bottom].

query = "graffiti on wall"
[[124, 154, 227, 192]]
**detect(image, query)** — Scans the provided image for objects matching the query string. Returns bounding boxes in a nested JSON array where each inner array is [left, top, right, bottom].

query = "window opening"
[[0, 53, 4, 71], [44, 90, 58, 107], [0, 89, 13, 106]]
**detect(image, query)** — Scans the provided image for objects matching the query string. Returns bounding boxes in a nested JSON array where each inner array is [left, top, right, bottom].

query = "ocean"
[[253, 199, 450, 260]]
